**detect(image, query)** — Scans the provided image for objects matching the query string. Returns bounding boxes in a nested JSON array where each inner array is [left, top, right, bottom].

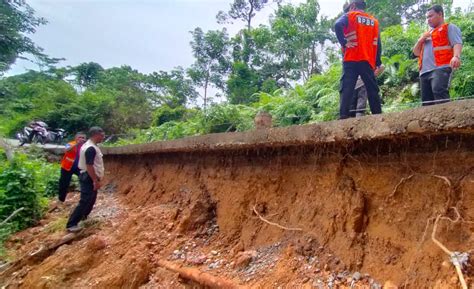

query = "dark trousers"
[[58, 167, 80, 202], [66, 172, 97, 228], [350, 85, 368, 117], [340, 61, 382, 119], [420, 67, 452, 106]]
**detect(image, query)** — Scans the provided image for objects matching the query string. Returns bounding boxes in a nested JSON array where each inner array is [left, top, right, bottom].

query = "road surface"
[[3, 138, 66, 154]]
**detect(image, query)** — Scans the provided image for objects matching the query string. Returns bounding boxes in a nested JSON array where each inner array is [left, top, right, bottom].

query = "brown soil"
[[1, 102, 474, 289]]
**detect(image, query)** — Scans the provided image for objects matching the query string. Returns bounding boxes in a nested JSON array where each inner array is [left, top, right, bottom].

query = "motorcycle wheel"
[[32, 134, 44, 145]]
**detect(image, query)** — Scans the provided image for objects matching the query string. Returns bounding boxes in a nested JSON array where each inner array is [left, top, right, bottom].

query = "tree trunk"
[[247, 0, 254, 30], [204, 77, 209, 110]]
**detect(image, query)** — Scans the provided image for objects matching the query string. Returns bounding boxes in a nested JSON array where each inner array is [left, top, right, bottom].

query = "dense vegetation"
[[0, 0, 472, 145], [0, 0, 471, 259], [0, 148, 59, 257]]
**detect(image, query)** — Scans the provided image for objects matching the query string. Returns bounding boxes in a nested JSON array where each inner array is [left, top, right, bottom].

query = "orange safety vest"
[[418, 23, 453, 70], [61, 141, 79, 171], [343, 11, 379, 69]]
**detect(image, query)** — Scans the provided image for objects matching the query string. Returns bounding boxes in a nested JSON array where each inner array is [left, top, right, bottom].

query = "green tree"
[[226, 61, 260, 104], [365, 0, 454, 28], [271, 0, 333, 81], [73, 62, 104, 89], [0, 0, 59, 73], [146, 67, 198, 107], [188, 28, 230, 108], [216, 0, 271, 30]]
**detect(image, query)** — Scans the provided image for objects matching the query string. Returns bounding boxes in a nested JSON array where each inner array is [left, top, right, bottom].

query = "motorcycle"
[[48, 128, 67, 144], [16, 121, 66, 146]]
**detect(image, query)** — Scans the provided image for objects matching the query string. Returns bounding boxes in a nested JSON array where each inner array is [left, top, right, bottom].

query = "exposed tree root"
[[432, 208, 472, 289], [252, 205, 303, 232], [433, 175, 453, 188], [156, 259, 242, 289], [386, 174, 414, 201]]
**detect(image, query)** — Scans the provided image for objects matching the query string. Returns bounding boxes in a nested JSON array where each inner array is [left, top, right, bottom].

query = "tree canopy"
[[0, 0, 472, 144]]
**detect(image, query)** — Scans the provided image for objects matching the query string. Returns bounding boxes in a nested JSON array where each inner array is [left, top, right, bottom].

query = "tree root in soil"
[[386, 174, 414, 201], [252, 205, 302, 232], [432, 207, 473, 289], [157, 259, 243, 289]]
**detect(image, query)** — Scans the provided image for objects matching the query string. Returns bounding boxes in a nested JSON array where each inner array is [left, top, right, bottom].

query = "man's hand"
[[93, 180, 102, 191], [345, 41, 357, 48], [375, 65, 385, 77], [450, 56, 461, 70], [420, 31, 431, 41]]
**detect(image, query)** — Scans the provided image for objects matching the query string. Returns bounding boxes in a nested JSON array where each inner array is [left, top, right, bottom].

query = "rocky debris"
[[234, 250, 257, 269], [177, 191, 216, 233], [352, 271, 362, 281], [239, 243, 282, 281], [186, 254, 207, 266], [171, 249, 185, 260], [208, 259, 224, 269], [100, 182, 117, 194]]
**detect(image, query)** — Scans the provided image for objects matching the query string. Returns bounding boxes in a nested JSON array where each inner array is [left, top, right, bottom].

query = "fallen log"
[[157, 259, 243, 289], [0, 231, 90, 278]]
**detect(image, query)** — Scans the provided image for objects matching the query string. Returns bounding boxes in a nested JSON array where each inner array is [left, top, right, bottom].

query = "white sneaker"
[[66, 225, 83, 233]]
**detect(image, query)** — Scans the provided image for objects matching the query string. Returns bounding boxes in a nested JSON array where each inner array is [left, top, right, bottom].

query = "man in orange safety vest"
[[335, 0, 383, 119], [58, 132, 86, 203], [412, 5, 463, 106]]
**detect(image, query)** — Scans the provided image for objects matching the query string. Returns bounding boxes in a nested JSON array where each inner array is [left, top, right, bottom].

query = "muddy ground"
[[1, 101, 474, 289]]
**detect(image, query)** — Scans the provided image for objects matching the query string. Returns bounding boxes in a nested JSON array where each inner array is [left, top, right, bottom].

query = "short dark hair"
[[75, 132, 86, 137], [88, 126, 104, 137], [428, 4, 444, 16], [354, 2, 366, 10]]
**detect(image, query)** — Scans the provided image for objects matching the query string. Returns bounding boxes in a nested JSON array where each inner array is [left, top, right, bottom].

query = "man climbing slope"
[[66, 127, 105, 233]]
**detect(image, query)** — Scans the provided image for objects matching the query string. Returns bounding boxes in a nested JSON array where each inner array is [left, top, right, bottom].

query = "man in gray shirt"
[[413, 5, 463, 106]]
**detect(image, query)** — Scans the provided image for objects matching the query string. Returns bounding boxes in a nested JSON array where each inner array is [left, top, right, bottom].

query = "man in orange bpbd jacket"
[[412, 5, 463, 106], [335, 0, 383, 119], [58, 132, 86, 203]]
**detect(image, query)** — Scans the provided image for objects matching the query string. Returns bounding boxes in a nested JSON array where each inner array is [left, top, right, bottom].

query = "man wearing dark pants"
[[66, 127, 105, 233], [350, 65, 384, 117], [58, 133, 86, 203], [335, 0, 383, 119], [412, 5, 463, 106]]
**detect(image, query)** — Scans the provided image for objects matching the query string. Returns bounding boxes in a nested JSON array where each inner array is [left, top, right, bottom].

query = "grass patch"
[[44, 216, 68, 234]]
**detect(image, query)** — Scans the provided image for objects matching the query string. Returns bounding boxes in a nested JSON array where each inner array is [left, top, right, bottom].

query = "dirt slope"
[[1, 101, 474, 289]]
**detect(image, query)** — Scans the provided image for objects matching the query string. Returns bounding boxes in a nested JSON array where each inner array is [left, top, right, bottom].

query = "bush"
[[201, 104, 256, 133], [0, 151, 59, 258], [272, 97, 313, 126], [152, 105, 199, 126], [0, 156, 49, 229]]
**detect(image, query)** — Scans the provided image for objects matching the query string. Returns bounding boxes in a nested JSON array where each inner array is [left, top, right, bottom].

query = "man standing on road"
[[66, 127, 105, 233], [58, 132, 86, 204], [412, 5, 463, 106], [335, 0, 383, 119], [350, 65, 385, 117]]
